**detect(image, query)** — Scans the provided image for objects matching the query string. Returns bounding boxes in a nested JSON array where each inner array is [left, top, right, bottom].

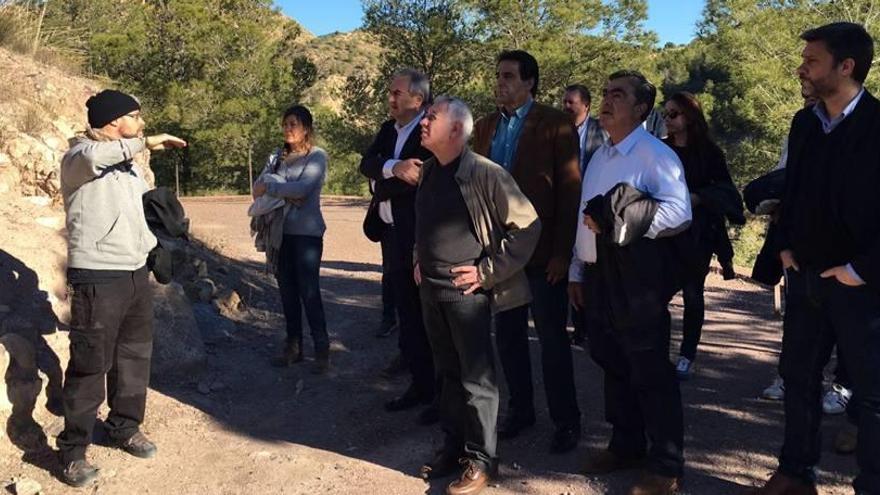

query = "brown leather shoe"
[[582, 449, 645, 475], [628, 473, 680, 495], [447, 459, 489, 495], [747, 472, 818, 495]]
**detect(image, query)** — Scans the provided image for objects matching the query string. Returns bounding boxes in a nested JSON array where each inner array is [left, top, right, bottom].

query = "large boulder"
[[150, 282, 206, 379]]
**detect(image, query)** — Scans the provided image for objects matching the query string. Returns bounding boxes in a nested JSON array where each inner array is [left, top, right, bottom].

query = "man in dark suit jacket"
[[472, 50, 583, 453], [751, 22, 880, 495], [562, 84, 606, 176], [561, 83, 606, 347], [360, 68, 436, 423]]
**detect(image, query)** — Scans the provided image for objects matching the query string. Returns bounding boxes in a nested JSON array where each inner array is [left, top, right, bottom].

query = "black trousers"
[[421, 289, 498, 467], [380, 234, 396, 325], [494, 267, 580, 428], [571, 305, 587, 343], [581, 271, 684, 478], [778, 268, 880, 492], [679, 251, 712, 361], [383, 225, 434, 398], [58, 267, 153, 463]]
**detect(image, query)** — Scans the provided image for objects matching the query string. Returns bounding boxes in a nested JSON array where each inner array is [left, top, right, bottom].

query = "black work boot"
[[116, 431, 157, 459], [60, 459, 99, 487]]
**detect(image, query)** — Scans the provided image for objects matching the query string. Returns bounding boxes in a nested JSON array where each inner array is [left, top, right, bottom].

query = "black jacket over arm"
[[359, 118, 434, 249], [780, 90, 880, 291], [583, 183, 697, 330]]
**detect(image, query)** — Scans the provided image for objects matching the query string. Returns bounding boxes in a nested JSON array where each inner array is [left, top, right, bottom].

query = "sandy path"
[[3, 195, 857, 495]]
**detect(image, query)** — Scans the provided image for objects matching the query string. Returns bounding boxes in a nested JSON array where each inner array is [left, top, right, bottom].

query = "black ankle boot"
[[271, 340, 303, 367]]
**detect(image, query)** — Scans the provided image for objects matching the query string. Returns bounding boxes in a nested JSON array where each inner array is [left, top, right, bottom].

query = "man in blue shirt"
[[472, 50, 583, 454]]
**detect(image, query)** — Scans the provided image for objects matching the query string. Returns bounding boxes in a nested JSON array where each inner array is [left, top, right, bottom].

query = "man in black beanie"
[[57, 89, 186, 487]]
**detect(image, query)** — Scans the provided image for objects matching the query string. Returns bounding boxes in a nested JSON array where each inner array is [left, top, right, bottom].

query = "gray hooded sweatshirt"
[[61, 133, 157, 271]]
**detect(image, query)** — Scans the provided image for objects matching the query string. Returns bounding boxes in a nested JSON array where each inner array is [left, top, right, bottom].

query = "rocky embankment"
[[0, 47, 244, 489]]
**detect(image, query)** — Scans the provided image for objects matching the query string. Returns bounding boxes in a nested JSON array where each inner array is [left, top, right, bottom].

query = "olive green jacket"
[[416, 148, 541, 314]]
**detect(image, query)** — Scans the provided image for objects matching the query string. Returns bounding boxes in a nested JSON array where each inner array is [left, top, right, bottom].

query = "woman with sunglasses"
[[662, 92, 742, 380]]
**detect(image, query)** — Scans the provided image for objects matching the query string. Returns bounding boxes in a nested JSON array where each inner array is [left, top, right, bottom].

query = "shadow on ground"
[[0, 250, 65, 476], [144, 237, 857, 494]]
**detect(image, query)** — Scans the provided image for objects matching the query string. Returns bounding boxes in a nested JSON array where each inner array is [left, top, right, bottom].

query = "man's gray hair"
[[433, 96, 473, 140], [393, 68, 432, 106]]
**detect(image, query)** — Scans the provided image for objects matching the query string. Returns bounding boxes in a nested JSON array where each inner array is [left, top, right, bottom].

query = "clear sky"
[[276, 0, 706, 45]]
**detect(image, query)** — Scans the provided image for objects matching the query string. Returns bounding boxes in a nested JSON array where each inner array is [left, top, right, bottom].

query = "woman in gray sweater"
[[253, 105, 329, 373]]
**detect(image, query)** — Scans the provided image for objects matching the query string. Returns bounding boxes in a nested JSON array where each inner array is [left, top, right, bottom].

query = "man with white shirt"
[[360, 68, 436, 424], [568, 70, 691, 495]]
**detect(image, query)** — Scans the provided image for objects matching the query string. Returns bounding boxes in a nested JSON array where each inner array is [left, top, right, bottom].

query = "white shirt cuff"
[[846, 263, 865, 284], [382, 159, 399, 179]]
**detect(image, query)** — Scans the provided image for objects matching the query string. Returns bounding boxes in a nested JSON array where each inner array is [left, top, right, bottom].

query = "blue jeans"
[[275, 235, 328, 354], [494, 267, 580, 428]]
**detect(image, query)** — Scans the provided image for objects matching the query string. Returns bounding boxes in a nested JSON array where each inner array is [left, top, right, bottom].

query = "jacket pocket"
[[96, 210, 136, 258]]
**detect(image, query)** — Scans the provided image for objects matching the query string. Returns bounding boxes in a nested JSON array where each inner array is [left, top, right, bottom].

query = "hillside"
[[298, 30, 386, 112]]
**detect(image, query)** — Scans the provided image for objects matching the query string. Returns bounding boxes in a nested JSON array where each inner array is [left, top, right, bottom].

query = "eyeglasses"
[[662, 110, 682, 120]]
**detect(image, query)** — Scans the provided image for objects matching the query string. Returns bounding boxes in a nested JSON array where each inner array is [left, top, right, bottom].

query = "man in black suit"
[[751, 22, 880, 495], [561, 83, 606, 348], [360, 68, 436, 424]]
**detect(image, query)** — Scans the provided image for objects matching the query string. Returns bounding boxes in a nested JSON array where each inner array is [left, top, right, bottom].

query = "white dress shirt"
[[569, 125, 692, 282], [375, 111, 424, 224]]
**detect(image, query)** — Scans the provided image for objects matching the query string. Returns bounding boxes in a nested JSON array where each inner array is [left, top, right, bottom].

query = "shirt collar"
[[501, 97, 534, 120], [605, 125, 646, 157], [813, 86, 864, 133], [396, 110, 425, 133]]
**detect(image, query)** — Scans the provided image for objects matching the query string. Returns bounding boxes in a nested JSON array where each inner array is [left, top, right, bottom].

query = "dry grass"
[[0, 2, 86, 74]]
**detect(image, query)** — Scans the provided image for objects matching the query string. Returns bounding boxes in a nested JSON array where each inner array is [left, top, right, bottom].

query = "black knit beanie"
[[86, 89, 140, 129]]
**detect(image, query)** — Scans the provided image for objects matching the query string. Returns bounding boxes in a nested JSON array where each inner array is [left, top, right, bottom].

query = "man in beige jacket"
[[414, 96, 540, 495]]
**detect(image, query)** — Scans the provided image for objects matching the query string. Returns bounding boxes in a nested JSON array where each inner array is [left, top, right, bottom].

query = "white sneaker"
[[822, 383, 853, 415], [675, 356, 693, 380], [762, 376, 785, 400]]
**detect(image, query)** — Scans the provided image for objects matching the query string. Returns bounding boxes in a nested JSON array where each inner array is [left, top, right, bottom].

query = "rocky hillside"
[[0, 47, 243, 477], [298, 30, 385, 113]]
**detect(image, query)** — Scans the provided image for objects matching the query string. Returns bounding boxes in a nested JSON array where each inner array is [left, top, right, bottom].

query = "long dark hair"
[[666, 92, 724, 188], [281, 104, 314, 150], [667, 91, 711, 149]]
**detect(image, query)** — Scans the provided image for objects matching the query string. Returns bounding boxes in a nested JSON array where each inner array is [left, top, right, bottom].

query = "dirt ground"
[[3, 195, 858, 494]]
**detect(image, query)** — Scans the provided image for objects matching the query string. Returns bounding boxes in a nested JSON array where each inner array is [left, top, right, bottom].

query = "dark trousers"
[[421, 289, 498, 467], [679, 252, 712, 361], [571, 305, 586, 343], [832, 346, 851, 389], [494, 267, 580, 428], [380, 235, 396, 325], [276, 234, 329, 354], [58, 267, 153, 463], [778, 268, 880, 492], [582, 276, 685, 478], [679, 274, 707, 361], [383, 226, 434, 398]]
